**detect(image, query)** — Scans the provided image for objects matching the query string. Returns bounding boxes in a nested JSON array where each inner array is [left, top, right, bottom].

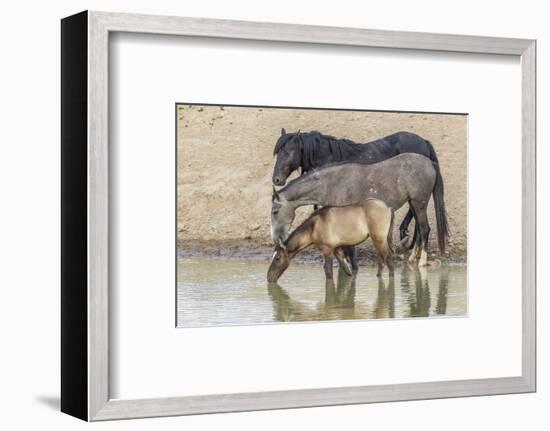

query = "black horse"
[[272, 129, 446, 263]]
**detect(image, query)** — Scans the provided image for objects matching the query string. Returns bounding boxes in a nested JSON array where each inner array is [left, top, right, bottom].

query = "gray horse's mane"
[[278, 168, 319, 193], [277, 159, 362, 200]]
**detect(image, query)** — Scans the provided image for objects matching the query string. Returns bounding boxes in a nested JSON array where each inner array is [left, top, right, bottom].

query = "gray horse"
[[270, 153, 449, 266]]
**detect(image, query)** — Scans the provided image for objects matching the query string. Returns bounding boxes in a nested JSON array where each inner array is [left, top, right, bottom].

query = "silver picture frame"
[[61, 10, 536, 421]]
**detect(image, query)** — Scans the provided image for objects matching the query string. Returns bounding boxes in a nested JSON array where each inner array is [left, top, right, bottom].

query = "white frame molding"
[[61, 10, 536, 421]]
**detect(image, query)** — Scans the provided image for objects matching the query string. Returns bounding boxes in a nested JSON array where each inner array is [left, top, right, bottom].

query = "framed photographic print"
[[176, 104, 468, 327], [61, 11, 536, 421]]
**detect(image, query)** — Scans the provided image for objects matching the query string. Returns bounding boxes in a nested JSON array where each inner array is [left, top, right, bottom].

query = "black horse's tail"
[[407, 141, 446, 252], [428, 140, 449, 254], [426, 139, 440, 164]]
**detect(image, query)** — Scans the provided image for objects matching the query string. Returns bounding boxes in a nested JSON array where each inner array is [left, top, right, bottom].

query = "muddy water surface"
[[177, 257, 467, 328]]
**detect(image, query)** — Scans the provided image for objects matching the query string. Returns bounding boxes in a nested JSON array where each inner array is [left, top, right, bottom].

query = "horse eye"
[[276, 255, 280, 260], [273, 210, 279, 215]]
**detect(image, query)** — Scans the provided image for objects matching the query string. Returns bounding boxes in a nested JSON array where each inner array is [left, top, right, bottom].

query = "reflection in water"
[[268, 270, 359, 322], [267, 266, 451, 322], [177, 257, 467, 328], [401, 266, 432, 318], [375, 276, 395, 319], [436, 270, 449, 315]]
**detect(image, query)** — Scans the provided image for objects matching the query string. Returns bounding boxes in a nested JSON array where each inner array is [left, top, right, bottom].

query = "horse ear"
[[293, 130, 301, 141], [281, 128, 286, 136], [277, 239, 287, 251]]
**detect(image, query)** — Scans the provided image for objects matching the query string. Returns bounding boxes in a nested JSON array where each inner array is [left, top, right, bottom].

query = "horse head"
[[267, 240, 291, 283], [272, 129, 302, 186], [270, 187, 295, 243]]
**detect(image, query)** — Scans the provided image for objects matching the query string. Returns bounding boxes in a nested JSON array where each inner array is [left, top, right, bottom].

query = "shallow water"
[[177, 257, 467, 328]]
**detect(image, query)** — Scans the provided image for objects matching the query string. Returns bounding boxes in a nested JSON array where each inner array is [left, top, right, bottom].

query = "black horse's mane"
[[274, 131, 361, 172]]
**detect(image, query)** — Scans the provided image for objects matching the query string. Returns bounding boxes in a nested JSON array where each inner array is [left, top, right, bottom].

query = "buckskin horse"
[[267, 198, 400, 282]]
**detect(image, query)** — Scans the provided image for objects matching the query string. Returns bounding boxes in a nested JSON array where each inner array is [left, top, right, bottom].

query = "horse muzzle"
[[267, 271, 280, 283], [270, 229, 288, 244], [267, 261, 283, 283]]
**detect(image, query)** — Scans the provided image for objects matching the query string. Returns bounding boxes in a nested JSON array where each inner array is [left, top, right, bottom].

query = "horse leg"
[[409, 223, 418, 250], [370, 234, 390, 277], [385, 251, 395, 277], [407, 209, 421, 264], [344, 246, 358, 271], [375, 254, 384, 277], [378, 242, 394, 277], [323, 252, 334, 279], [412, 205, 431, 267], [399, 208, 414, 242], [419, 225, 431, 267], [334, 248, 353, 276], [408, 235, 421, 264]]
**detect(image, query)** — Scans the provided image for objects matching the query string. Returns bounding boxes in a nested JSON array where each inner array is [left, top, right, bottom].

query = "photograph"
[[176, 104, 468, 327]]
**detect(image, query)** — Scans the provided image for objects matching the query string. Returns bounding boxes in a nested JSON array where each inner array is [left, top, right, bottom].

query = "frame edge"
[[88, 10, 111, 421], [89, 10, 533, 55], [90, 376, 534, 421], [81, 10, 537, 421], [520, 39, 537, 393], [61, 10, 89, 421]]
